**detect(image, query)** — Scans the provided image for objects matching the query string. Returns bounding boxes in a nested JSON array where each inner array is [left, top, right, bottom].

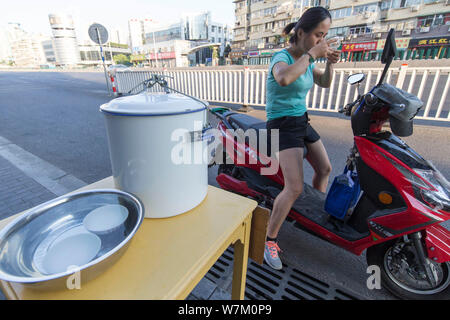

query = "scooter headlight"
[[381, 152, 450, 213], [414, 168, 450, 212]]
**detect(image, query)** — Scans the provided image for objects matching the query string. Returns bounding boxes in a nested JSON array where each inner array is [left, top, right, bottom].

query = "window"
[[294, 0, 321, 7], [234, 29, 245, 36], [265, 22, 274, 30], [252, 25, 262, 32], [330, 7, 352, 19], [353, 3, 379, 15], [382, 0, 420, 9], [350, 25, 372, 34], [328, 26, 349, 37], [274, 20, 288, 28], [417, 14, 446, 27], [249, 38, 263, 47], [264, 6, 278, 16], [251, 10, 263, 19]]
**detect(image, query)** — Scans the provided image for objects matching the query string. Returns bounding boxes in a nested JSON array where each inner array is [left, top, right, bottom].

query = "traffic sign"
[[88, 23, 109, 45]]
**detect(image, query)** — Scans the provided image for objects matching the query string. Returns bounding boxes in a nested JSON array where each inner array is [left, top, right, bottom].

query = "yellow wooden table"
[[0, 177, 262, 300]]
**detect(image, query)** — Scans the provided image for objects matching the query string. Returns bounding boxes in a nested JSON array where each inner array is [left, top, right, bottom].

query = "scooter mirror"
[[347, 73, 365, 85], [381, 28, 397, 64]]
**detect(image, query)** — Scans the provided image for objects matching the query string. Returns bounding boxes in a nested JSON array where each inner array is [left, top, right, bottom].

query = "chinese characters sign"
[[342, 42, 377, 52], [409, 37, 450, 47]]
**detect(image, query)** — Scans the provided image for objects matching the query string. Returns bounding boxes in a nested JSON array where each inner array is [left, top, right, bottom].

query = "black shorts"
[[266, 113, 320, 152]]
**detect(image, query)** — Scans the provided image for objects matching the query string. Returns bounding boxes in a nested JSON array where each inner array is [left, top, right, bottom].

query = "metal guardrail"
[[113, 65, 450, 122]]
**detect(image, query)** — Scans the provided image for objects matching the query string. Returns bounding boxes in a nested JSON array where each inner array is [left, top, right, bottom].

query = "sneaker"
[[264, 241, 283, 270]]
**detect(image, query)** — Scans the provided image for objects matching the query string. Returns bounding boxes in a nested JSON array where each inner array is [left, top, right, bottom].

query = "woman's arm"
[[273, 39, 329, 87], [313, 49, 340, 88], [313, 62, 333, 88], [272, 55, 311, 87]]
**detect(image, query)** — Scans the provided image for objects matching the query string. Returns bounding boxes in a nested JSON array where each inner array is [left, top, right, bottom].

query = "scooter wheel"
[[367, 240, 450, 300]]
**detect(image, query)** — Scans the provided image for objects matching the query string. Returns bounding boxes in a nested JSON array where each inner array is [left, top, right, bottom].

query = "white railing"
[[114, 65, 450, 122]]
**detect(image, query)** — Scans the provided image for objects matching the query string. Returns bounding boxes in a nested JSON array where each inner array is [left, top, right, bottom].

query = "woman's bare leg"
[[266, 147, 304, 239], [305, 139, 332, 193]]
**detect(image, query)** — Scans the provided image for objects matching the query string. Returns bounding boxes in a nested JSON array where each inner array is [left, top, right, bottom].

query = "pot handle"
[[187, 125, 214, 143]]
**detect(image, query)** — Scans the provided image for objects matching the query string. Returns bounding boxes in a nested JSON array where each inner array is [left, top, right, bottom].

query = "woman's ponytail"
[[282, 22, 297, 44]]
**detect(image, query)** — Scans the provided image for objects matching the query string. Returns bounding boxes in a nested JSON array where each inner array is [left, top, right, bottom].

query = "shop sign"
[[260, 50, 276, 56], [230, 51, 243, 58], [378, 38, 410, 50], [342, 42, 377, 52], [130, 54, 146, 62], [147, 52, 176, 60], [248, 51, 259, 57], [409, 36, 450, 47]]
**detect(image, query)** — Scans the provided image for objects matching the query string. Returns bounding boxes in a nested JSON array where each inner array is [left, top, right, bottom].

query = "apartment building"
[[1, 23, 49, 67], [142, 12, 233, 67], [231, 0, 450, 64]]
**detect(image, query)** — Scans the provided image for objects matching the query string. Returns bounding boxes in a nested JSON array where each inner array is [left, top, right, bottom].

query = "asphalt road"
[[0, 71, 449, 300]]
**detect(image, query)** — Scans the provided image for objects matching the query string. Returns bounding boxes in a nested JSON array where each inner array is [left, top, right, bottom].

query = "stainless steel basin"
[[0, 189, 144, 290]]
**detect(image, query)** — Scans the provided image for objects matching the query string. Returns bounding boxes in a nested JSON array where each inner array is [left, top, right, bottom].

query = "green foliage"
[[224, 45, 232, 58], [113, 54, 130, 65], [108, 42, 128, 49]]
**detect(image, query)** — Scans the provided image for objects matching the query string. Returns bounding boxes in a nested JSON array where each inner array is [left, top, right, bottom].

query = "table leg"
[[231, 215, 252, 300]]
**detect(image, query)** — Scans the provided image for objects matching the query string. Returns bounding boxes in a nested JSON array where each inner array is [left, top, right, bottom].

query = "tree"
[[224, 45, 232, 58], [113, 54, 130, 65]]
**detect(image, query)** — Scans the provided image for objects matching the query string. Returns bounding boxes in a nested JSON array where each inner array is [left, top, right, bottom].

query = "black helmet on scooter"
[[372, 83, 423, 137]]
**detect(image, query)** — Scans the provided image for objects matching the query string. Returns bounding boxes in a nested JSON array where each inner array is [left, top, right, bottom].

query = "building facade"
[[78, 40, 131, 66], [231, 0, 450, 64], [128, 19, 145, 53], [141, 12, 233, 67], [48, 14, 81, 66], [0, 23, 49, 67], [41, 39, 56, 64]]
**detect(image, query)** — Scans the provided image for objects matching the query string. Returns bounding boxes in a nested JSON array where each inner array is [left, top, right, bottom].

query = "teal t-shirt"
[[265, 49, 315, 121]]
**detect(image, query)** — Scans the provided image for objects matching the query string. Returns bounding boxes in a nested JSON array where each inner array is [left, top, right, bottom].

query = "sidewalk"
[[0, 155, 56, 221]]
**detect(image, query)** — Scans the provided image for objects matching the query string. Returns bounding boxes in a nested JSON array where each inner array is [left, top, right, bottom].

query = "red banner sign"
[[342, 42, 377, 52], [146, 52, 176, 60]]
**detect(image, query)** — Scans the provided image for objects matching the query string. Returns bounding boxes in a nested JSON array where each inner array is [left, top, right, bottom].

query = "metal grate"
[[205, 246, 361, 300]]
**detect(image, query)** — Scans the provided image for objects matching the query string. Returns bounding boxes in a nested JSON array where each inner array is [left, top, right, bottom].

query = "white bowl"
[[83, 204, 129, 235]]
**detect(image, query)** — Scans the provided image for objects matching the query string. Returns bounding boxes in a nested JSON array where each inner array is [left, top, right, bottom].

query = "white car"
[[107, 64, 130, 75]]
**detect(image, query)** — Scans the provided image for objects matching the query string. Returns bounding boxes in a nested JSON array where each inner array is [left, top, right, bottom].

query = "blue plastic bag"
[[324, 167, 361, 220]]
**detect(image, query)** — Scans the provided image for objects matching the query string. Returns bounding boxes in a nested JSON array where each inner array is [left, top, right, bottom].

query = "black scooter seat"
[[228, 113, 266, 132]]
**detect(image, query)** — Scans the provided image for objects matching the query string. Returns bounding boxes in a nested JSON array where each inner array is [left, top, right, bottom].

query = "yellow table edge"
[[0, 177, 258, 300]]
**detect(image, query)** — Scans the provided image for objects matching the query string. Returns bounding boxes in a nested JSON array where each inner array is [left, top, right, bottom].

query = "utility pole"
[[95, 27, 111, 95]]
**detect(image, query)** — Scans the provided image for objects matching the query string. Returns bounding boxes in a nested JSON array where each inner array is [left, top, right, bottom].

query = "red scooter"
[[208, 30, 450, 299]]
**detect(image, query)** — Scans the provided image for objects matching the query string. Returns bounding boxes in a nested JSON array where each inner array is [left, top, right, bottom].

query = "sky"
[[1, 0, 235, 39]]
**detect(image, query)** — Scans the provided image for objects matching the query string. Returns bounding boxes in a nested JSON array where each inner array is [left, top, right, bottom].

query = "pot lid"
[[100, 92, 208, 116]]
